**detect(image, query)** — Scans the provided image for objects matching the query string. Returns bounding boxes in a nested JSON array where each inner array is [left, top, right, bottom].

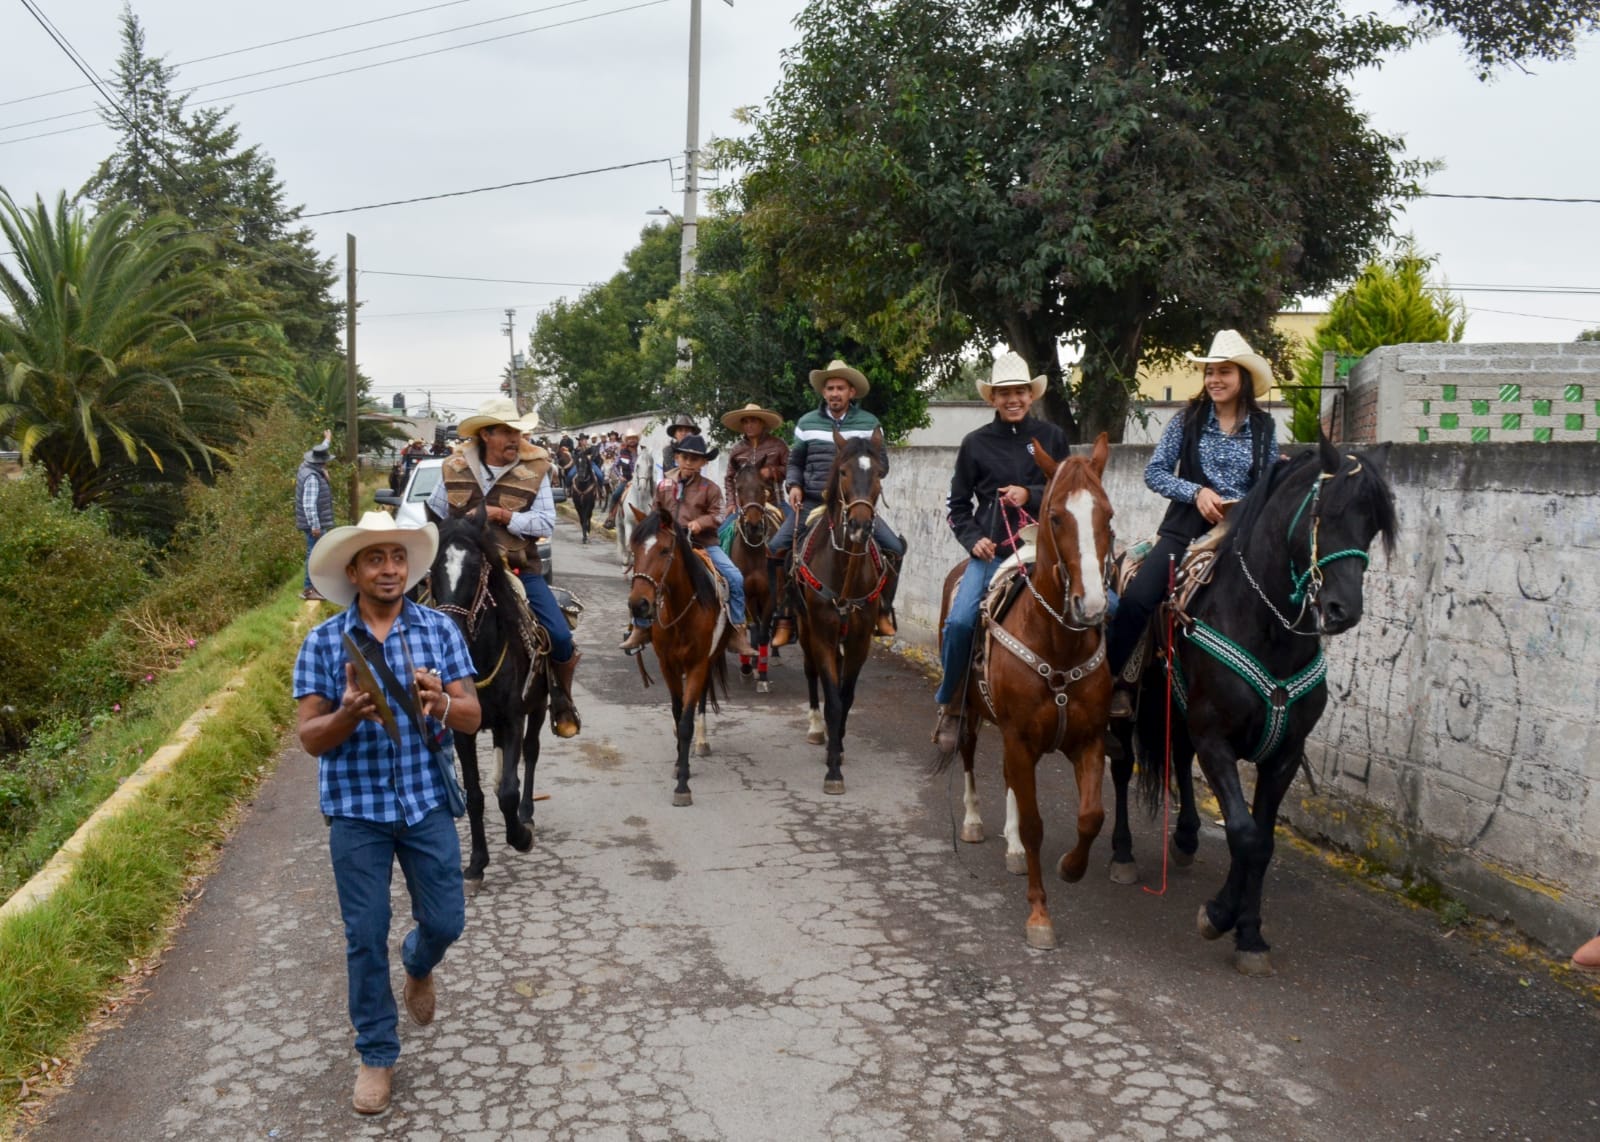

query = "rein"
[[630, 528, 693, 630], [1236, 458, 1370, 634], [426, 550, 513, 689]]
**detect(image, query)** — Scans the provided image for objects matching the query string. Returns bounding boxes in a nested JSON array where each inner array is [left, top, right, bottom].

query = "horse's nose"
[[1321, 596, 1358, 632], [630, 597, 654, 622]]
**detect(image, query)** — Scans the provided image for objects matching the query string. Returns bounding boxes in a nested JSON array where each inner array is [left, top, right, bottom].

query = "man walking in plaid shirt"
[[294, 512, 482, 1115]]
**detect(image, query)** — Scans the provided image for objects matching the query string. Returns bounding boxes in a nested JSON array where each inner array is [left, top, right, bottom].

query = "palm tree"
[[287, 356, 411, 456], [0, 191, 261, 513]]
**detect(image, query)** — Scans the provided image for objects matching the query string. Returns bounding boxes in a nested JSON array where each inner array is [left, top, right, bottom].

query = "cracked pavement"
[[25, 518, 1599, 1141]]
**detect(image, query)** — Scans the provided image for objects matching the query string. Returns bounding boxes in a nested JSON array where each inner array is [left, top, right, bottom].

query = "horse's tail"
[[706, 643, 727, 713], [1132, 668, 1169, 817]]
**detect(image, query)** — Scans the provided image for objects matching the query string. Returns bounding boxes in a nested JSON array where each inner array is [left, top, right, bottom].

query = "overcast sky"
[[1, 1, 1595, 419]]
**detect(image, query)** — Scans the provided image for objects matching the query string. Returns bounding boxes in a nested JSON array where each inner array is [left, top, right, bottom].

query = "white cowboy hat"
[[808, 359, 870, 398], [720, 402, 783, 432], [1186, 330, 1274, 398], [308, 511, 438, 606], [457, 397, 523, 437], [976, 351, 1047, 402]]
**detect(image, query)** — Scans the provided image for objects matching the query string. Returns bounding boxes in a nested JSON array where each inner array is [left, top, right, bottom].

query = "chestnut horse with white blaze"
[[939, 434, 1115, 949]]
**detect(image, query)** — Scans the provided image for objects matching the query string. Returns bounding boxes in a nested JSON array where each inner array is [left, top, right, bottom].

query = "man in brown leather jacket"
[[720, 403, 789, 512], [619, 435, 757, 657]]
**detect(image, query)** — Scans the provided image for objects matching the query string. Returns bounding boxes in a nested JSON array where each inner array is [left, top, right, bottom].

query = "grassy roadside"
[[0, 581, 312, 1124]]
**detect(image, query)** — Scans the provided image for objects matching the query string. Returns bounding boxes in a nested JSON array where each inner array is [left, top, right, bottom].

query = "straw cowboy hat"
[[623, 427, 642, 441], [720, 402, 783, 432], [457, 397, 522, 437], [976, 351, 1047, 402], [809, 359, 870, 398], [1186, 330, 1275, 398], [308, 511, 438, 606]]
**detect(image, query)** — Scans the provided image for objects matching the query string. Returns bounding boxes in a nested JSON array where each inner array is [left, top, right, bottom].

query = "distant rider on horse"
[[600, 428, 641, 532], [768, 360, 905, 647], [719, 402, 788, 547], [660, 412, 700, 479], [619, 434, 759, 657], [932, 352, 1069, 751], [1103, 330, 1279, 719], [427, 397, 582, 737]]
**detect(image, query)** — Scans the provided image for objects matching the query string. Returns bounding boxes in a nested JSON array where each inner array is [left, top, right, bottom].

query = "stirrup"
[[932, 705, 963, 753]]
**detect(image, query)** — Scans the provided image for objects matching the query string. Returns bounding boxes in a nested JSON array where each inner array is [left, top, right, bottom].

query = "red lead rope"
[[1144, 553, 1177, 897]]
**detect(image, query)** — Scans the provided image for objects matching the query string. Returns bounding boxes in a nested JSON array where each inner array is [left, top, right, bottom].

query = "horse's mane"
[[434, 515, 525, 642], [631, 510, 721, 609], [1220, 444, 1398, 560]]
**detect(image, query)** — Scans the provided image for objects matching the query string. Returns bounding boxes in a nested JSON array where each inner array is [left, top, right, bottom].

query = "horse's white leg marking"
[[962, 770, 984, 836], [1004, 786, 1024, 859], [1065, 489, 1107, 620], [442, 544, 467, 599], [807, 706, 825, 738], [695, 710, 710, 756], [494, 745, 505, 786]]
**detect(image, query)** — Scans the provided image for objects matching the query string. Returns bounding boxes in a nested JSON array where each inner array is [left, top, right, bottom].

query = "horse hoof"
[[695, 741, 711, 757], [958, 823, 984, 844], [1169, 839, 1196, 868], [1057, 854, 1087, 884], [1197, 904, 1223, 941], [756, 681, 770, 694], [1005, 850, 1028, 876], [806, 731, 825, 745], [823, 777, 845, 796], [1108, 859, 1139, 885], [1234, 950, 1276, 978], [672, 791, 693, 808], [1025, 922, 1057, 950], [464, 878, 483, 898], [510, 827, 534, 854], [739, 663, 753, 677]]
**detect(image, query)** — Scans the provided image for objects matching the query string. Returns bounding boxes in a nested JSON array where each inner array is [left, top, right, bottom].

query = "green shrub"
[[0, 477, 151, 747]]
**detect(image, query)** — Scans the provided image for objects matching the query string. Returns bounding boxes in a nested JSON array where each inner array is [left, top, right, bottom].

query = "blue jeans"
[[704, 543, 746, 624], [935, 557, 999, 703], [328, 808, 465, 1066], [302, 529, 317, 590], [517, 569, 575, 663], [768, 503, 905, 557]]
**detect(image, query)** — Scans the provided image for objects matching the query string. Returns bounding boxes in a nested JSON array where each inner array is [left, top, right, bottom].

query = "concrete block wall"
[[887, 439, 1600, 951], [1344, 342, 1600, 444]]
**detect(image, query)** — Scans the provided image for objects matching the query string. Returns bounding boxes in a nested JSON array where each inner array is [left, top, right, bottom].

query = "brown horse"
[[727, 461, 782, 692], [939, 433, 1114, 949], [792, 428, 893, 795], [627, 504, 730, 806]]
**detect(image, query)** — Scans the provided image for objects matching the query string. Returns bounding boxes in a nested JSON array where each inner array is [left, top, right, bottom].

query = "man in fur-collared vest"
[[427, 398, 582, 737]]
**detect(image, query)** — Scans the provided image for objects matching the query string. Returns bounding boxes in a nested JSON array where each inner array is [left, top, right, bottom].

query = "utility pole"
[[502, 308, 519, 413], [676, 0, 732, 366], [345, 233, 359, 521]]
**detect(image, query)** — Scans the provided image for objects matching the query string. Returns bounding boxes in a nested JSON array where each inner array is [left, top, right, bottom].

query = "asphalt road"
[[25, 518, 1600, 1141]]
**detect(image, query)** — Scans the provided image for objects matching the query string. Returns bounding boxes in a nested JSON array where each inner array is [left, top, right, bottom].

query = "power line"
[[0, 0, 607, 133], [300, 157, 672, 218], [0, 0, 672, 147], [1465, 305, 1600, 324], [1447, 286, 1600, 296], [362, 270, 596, 287], [1420, 192, 1600, 205]]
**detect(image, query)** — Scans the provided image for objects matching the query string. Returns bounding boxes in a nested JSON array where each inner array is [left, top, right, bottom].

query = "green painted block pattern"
[[1470, 427, 1491, 443], [1499, 383, 1521, 403], [1471, 399, 1489, 415], [1418, 427, 1429, 442], [1534, 399, 1552, 416], [1422, 400, 1430, 414], [1567, 413, 1585, 430], [1442, 384, 1457, 401], [1502, 413, 1522, 430], [1534, 427, 1552, 443], [1439, 412, 1459, 429], [1565, 384, 1584, 402]]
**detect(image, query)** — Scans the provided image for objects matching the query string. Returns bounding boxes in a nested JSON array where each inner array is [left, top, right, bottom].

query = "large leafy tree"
[[730, 0, 1598, 440], [529, 223, 681, 422], [0, 192, 259, 526], [649, 214, 929, 442], [1287, 242, 1466, 440], [286, 358, 412, 455], [81, 8, 341, 366]]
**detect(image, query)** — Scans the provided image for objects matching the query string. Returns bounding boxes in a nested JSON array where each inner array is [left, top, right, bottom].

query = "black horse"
[[427, 514, 551, 889], [566, 446, 601, 544], [1107, 437, 1397, 975]]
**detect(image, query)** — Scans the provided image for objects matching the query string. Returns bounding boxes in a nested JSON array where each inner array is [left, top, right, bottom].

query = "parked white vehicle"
[[376, 458, 558, 584]]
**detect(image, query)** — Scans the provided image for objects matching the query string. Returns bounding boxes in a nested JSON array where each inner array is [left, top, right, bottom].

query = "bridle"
[[628, 525, 692, 630], [1236, 457, 1371, 635], [794, 463, 889, 632], [1001, 480, 1111, 634], [424, 544, 510, 688]]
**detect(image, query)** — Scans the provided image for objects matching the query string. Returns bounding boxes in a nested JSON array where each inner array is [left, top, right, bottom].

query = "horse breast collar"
[[1170, 619, 1326, 764]]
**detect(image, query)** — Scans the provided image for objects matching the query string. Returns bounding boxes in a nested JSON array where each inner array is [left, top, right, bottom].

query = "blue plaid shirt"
[[1145, 405, 1278, 504], [293, 598, 476, 825]]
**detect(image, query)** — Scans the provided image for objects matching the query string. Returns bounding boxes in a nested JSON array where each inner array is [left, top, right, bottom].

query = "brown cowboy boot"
[[550, 652, 582, 737], [353, 1064, 393, 1115], [619, 623, 651, 654], [875, 551, 903, 637], [728, 623, 757, 656]]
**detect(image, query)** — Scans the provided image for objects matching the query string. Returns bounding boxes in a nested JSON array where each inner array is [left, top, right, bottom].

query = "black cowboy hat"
[[671, 433, 719, 461], [667, 412, 700, 432]]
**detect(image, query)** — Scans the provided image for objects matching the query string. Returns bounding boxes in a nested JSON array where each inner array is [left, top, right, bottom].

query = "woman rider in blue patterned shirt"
[[1105, 330, 1279, 717]]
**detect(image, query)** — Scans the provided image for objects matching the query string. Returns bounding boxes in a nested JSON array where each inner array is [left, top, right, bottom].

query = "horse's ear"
[[1317, 431, 1341, 474], [1089, 431, 1109, 478], [1032, 438, 1058, 479], [833, 425, 846, 450], [628, 504, 646, 523], [870, 426, 886, 468], [465, 504, 489, 528]]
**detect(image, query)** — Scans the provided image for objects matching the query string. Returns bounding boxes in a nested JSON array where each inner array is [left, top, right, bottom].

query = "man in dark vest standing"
[[427, 398, 582, 737], [296, 429, 336, 600]]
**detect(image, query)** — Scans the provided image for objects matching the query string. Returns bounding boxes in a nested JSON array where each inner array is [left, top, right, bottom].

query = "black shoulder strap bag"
[[346, 626, 467, 819]]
